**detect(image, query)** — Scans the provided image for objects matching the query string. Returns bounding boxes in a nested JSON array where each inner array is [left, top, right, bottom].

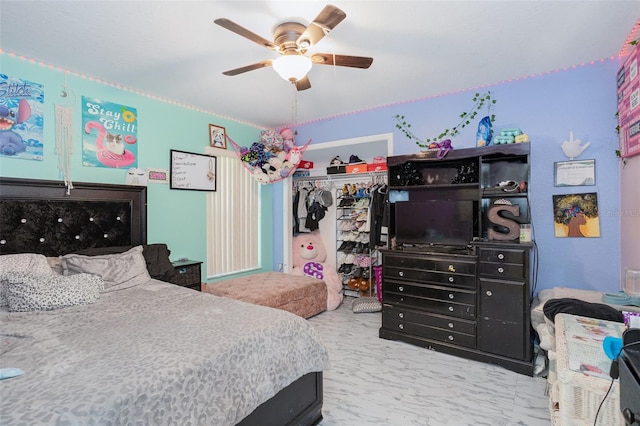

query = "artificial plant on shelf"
[[394, 91, 497, 149]]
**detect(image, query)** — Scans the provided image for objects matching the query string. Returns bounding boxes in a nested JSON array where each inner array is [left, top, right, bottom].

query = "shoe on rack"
[[352, 267, 363, 278], [338, 197, 354, 207], [338, 241, 350, 251], [331, 156, 345, 166], [349, 155, 365, 164]]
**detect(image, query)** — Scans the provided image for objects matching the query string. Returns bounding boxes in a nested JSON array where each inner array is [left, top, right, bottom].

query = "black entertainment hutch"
[[379, 142, 534, 376]]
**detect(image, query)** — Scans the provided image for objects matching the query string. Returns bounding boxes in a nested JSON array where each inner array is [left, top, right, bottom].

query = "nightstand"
[[171, 260, 203, 291]]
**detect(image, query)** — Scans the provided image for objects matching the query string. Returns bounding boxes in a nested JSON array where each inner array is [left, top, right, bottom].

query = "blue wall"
[[0, 54, 274, 281], [2, 53, 624, 293], [275, 60, 623, 294]]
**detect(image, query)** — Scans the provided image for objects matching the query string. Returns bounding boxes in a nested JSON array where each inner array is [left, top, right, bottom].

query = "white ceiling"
[[1, 1, 638, 129]]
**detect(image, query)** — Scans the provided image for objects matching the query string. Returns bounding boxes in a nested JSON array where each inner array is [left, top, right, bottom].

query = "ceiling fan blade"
[[214, 18, 279, 51], [295, 76, 311, 91], [222, 60, 273, 76], [296, 5, 346, 49], [310, 53, 373, 69]]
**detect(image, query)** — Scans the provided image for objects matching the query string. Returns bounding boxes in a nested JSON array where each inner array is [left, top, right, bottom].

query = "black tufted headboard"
[[0, 178, 147, 257]]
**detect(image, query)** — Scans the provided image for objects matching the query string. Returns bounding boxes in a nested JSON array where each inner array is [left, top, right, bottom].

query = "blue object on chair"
[[603, 336, 624, 360]]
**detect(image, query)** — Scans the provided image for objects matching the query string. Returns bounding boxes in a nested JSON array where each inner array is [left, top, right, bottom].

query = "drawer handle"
[[398, 324, 404, 330], [398, 271, 404, 277], [448, 306, 454, 312], [498, 253, 505, 260], [497, 267, 504, 274], [398, 286, 404, 292], [448, 335, 454, 341], [486, 290, 493, 297], [448, 293, 454, 299], [448, 322, 454, 328], [398, 313, 404, 319], [448, 264, 456, 273], [448, 276, 454, 283]]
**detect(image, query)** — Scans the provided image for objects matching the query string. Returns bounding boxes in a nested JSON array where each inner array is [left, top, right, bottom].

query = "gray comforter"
[[0, 280, 330, 425]]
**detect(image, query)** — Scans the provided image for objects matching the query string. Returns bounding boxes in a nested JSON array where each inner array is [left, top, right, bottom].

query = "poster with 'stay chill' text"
[[0, 74, 44, 161], [82, 96, 138, 168]]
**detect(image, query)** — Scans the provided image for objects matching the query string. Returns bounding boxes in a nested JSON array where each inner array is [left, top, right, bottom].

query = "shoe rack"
[[292, 171, 388, 298], [336, 182, 380, 298]]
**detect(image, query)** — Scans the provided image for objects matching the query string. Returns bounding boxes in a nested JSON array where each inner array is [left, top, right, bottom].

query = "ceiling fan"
[[214, 4, 373, 91]]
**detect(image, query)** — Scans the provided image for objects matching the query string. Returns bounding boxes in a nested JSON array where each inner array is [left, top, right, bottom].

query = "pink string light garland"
[[2, 16, 638, 130], [0, 49, 261, 129]]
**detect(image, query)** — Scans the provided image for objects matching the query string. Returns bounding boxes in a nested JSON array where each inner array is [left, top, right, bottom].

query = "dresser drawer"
[[479, 248, 525, 265], [383, 305, 476, 335], [384, 266, 476, 289], [384, 255, 476, 275], [384, 292, 475, 319], [480, 262, 524, 280], [383, 315, 476, 348], [384, 280, 475, 305]]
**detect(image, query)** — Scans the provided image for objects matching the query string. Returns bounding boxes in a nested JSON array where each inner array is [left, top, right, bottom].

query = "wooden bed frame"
[[0, 177, 324, 426]]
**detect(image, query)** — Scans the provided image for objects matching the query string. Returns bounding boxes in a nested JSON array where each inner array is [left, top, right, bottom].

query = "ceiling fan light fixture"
[[272, 55, 312, 82]]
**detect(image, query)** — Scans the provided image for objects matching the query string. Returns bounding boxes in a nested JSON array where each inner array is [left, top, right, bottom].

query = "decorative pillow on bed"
[[62, 245, 151, 292], [0, 253, 54, 307], [73, 244, 176, 282], [3, 271, 104, 312], [352, 296, 382, 313]]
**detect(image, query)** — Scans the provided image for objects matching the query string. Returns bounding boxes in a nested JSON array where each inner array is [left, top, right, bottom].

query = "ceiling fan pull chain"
[[292, 85, 298, 128]]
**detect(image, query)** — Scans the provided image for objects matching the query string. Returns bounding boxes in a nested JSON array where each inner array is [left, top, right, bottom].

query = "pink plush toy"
[[291, 231, 343, 310]]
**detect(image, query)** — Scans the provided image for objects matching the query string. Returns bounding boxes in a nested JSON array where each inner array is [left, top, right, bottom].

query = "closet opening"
[[282, 133, 393, 276]]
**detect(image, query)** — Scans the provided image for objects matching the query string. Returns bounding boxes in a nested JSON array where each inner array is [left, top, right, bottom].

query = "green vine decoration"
[[394, 91, 497, 148]]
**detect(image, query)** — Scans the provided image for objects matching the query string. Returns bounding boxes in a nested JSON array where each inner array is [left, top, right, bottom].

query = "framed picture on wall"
[[554, 159, 596, 187], [209, 124, 227, 149]]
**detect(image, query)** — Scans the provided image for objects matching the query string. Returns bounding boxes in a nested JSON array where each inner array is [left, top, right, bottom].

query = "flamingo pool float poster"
[[82, 96, 138, 168]]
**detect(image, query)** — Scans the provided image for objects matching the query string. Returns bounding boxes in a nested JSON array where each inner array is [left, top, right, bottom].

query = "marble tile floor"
[[308, 298, 551, 426]]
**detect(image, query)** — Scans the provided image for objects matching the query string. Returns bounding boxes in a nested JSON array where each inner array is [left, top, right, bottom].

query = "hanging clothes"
[[370, 182, 388, 247]]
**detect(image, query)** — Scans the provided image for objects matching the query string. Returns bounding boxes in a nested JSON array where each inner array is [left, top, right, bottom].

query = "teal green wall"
[[0, 55, 274, 281]]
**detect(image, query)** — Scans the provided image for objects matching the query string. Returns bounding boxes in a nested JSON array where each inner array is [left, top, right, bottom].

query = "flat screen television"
[[394, 200, 476, 247]]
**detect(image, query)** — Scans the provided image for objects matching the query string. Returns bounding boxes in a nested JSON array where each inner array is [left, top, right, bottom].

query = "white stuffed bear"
[[291, 231, 343, 310]]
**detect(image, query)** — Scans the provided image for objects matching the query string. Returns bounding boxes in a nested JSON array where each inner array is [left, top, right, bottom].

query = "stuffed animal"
[[291, 231, 343, 310]]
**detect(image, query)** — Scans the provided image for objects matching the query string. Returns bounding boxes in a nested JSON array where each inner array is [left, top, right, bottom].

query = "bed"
[[205, 272, 328, 319], [0, 177, 330, 426]]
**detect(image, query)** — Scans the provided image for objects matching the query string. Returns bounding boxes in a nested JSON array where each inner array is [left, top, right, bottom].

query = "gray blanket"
[[0, 280, 330, 425]]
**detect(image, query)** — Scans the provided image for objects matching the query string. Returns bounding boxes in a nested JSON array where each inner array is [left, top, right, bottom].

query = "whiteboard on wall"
[[170, 149, 217, 191]]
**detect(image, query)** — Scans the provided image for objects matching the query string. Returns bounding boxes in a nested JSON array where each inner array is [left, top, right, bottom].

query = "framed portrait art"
[[209, 124, 227, 149]]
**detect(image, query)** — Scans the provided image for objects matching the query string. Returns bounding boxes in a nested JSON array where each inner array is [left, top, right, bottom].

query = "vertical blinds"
[[206, 152, 260, 278]]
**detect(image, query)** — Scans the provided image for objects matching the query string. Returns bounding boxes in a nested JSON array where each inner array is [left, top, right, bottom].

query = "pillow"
[[352, 296, 382, 313], [73, 244, 176, 282], [62, 246, 151, 292], [47, 257, 64, 275], [543, 298, 624, 323], [0, 253, 54, 307], [3, 271, 104, 312]]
